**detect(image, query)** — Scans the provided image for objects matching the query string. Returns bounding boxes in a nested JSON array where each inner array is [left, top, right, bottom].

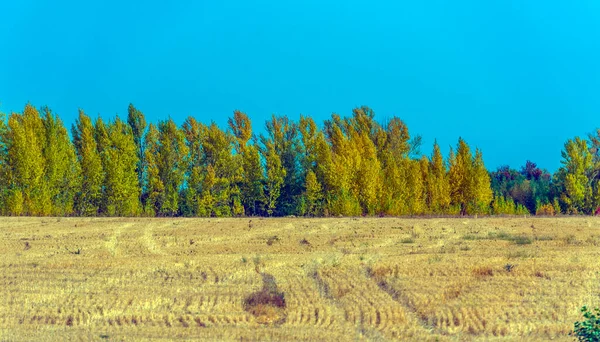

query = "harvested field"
[[0, 217, 599, 341]]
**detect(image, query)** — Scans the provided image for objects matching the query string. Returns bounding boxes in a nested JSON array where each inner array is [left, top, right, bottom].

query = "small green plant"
[[401, 237, 415, 244], [572, 306, 600, 341], [512, 236, 532, 245]]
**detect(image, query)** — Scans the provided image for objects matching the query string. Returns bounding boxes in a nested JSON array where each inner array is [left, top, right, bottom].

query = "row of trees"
[[0, 103, 596, 217], [0, 104, 499, 217], [489, 132, 600, 216]]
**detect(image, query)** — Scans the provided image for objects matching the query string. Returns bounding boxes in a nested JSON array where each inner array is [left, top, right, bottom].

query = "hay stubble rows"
[[0, 217, 599, 341]]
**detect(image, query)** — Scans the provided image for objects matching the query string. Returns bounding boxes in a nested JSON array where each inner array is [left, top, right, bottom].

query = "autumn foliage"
[[0, 103, 596, 216]]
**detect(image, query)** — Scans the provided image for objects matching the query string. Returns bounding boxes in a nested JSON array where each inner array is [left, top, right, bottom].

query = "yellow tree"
[[448, 138, 472, 215], [6, 104, 50, 215], [471, 149, 493, 214], [428, 141, 450, 213]]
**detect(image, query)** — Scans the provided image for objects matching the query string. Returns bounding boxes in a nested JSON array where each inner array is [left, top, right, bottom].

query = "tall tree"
[[229, 111, 263, 215], [144, 119, 188, 216], [260, 115, 302, 215], [5, 104, 50, 215], [127, 104, 147, 204], [0, 112, 9, 212], [72, 110, 104, 215], [100, 118, 140, 216], [471, 149, 493, 214], [263, 140, 286, 216], [42, 107, 80, 215], [448, 138, 472, 215], [181, 117, 205, 216], [201, 123, 237, 216], [557, 137, 595, 214], [428, 141, 451, 213]]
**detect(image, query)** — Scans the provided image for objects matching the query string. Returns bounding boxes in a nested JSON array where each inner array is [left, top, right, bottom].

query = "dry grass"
[[0, 216, 599, 341]]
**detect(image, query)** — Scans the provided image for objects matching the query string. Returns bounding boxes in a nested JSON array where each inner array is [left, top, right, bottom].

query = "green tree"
[[0, 112, 9, 212], [144, 124, 163, 216], [229, 110, 264, 215], [261, 115, 302, 215], [100, 118, 140, 216], [181, 117, 205, 216], [127, 104, 147, 204], [72, 110, 104, 216], [42, 107, 80, 215], [558, 137, 595, 214], [144, 120, 189, 216], [263, 140, 286, 216]]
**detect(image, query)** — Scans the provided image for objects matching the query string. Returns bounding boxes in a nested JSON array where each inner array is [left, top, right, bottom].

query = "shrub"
[[536, 203, 555, 216], [572, 306, 600, 341]]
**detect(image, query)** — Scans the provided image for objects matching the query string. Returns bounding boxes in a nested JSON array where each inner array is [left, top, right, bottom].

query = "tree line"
[[0, 103, 595, 217]]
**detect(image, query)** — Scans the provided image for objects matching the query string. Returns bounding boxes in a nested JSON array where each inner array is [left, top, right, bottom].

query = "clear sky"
[[1, 1, 599, 172]]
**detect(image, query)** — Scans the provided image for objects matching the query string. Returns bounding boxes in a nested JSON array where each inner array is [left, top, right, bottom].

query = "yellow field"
[[0, 217, 599, 341]]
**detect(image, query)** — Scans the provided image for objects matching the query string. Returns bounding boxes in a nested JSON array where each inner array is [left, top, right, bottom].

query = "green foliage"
[[573, 306, 600, 342], [304, 170, 322, 216], [100, 118, 140, 216], [558, 137, 595, 214], [144, 119, 188, 216], [42, 107, 80, 215], [263, 141, 286, 216], [261, 115, 302, 215], [72, 110, 103, 216], [12, 102, 600, 218], [229, 111, 264, 215], [127, 104, 147, 203]]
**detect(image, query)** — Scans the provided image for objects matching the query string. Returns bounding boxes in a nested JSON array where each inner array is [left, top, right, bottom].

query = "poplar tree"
[[428, 141, 451, 213], [101, 118, 140, 216], [471, 149, 493, 214], [42, 107, 80, 215], [0, 112, 9, 212], [304, 170, 322, 216], [144, 124, 164, 215], [558, 137, 594, 213], [181, 117, 205, 216], [72, 110, 104, 215], [228, 111, 263, 215], [127, 104, 147, 204], [145, 119, 188, 216], [201, 123, 237, 216], [6, 105, 50, 215], [378, 117, 412, 215], [323, 114, 361, 216], [263, 140, 286, 216], [299, 116, 325, 215], [261, 115, 302, 215], [449, 138, 472, 215]]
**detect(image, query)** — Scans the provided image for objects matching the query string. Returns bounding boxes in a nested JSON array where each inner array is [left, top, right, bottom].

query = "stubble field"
[[0, 217, 599, 341]]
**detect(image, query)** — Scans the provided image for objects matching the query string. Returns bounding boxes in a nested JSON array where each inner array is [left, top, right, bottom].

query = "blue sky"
[[1, 1, 599, 171]]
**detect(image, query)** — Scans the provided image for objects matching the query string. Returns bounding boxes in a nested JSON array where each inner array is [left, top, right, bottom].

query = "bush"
[[536, 203, 555, 216], [573, 306, 600, 341]]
